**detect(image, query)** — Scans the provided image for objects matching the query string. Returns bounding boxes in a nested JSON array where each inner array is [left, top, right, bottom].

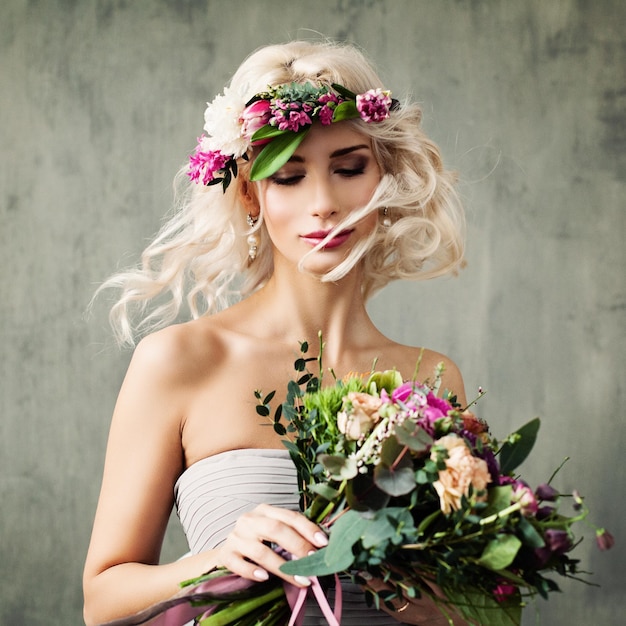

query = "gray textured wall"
[[1, 1, 624, 624]]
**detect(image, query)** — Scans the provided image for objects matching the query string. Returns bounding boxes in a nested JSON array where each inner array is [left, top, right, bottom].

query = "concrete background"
[[1, 0, 624, 623]]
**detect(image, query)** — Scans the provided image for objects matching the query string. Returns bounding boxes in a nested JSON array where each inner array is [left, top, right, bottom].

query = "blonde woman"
[[83, 40, 467, 625]]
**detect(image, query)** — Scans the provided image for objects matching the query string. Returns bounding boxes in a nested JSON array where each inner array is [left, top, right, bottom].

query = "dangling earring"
[[246, 213, 259, 263], [382, 207, 392, 228]]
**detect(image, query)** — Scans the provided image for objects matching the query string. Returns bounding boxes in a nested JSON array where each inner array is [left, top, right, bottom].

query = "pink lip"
[[301, 229, 354, 249]]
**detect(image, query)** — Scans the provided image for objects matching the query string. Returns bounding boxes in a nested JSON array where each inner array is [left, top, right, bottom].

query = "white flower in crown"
[[202, 87, 248, 157]]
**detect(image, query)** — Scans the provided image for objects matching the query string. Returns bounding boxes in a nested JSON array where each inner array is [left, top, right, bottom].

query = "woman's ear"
[[238, 179, 260, 218]]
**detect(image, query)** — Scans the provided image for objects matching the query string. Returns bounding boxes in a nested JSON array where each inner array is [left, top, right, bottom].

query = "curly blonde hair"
[[100, 41, 465, 346]]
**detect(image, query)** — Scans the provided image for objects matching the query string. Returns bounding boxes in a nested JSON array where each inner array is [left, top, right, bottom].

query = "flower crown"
[[188, 82, 397, 192]]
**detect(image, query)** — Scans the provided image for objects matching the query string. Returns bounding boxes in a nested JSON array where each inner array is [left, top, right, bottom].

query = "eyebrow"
[[288, 144, 370, 163]]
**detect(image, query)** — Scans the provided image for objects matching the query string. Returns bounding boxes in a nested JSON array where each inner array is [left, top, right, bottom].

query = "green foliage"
[[249, 130, 309, 181], [498, 418, 540, 474]]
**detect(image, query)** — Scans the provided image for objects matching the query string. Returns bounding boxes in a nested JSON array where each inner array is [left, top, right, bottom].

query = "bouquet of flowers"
[[104, 340, 612, 626]]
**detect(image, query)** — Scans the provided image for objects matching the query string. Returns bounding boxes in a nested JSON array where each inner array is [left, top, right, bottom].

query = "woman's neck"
[[245, 264, 380, 359]]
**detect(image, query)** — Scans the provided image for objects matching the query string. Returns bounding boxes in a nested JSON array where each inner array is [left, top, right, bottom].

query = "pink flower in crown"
[[240, 99, 272, 139], [278, 110, 312, 132], [319, 105, 335, 125], [188, 137, 229, 185], [273, 99, 289, 110], [356, 88, 393, 123], [319, 92, 340, 105]]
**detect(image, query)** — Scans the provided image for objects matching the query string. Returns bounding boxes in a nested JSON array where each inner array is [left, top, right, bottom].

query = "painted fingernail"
[[253, 568, 269, 581], [314, 531, 329, 546], [294, 575, 311, 587]]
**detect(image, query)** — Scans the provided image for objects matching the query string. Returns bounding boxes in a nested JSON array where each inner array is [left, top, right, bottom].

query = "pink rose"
[[240, 99, 271, 139], [337, 392, 383, 440], [431, 435, 491, 514]]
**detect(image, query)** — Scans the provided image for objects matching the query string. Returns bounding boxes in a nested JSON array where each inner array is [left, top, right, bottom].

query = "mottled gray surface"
[[1, 1, 624, 624]]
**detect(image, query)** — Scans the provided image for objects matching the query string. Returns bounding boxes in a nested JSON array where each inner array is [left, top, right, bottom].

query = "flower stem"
[[479, 502, 522, 526], [198, 587, 285, 625]]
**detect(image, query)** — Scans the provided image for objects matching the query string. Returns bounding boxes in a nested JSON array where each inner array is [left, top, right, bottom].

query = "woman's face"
[[257, 122, 381, 275]]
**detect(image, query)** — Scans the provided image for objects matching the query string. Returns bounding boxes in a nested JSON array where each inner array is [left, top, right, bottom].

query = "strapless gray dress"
[[175, 448, 402, 625]]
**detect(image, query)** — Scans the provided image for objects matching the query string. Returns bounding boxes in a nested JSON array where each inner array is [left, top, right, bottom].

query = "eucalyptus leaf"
[[281, 510, 369, 576], [499, 418, 540, 474], [361, 507, 415, 549], [319, 454, 358, 480], [374, 465, 416, 497], [394, 421, 433, 451], [250, 130, 309, 181], [378, 435, 407, 467], [309, 482, 341, 501], [346, 472, 390, 511], [279, 548, 337, 576]]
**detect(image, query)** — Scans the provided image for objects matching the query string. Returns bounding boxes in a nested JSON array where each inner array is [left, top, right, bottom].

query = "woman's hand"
[[214, 503, 329, 588], [362, 574, 468, 625]]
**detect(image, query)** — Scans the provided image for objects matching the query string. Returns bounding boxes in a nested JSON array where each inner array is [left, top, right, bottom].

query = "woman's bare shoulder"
[[129, 318, 228, 387]]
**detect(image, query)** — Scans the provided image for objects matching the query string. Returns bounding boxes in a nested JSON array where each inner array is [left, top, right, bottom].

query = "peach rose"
[[337, 392, 383, 440], [432, 434, 491, 514]]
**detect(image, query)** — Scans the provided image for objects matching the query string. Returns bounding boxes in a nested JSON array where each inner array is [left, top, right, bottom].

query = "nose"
[[309, 177, 338, 220]]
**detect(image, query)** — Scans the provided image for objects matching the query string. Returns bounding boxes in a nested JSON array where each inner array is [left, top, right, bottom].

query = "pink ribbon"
[[284, 575, 343, 626]]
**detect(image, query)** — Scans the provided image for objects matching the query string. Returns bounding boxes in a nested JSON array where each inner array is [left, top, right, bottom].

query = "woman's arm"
[[83, 331, 203, 624], [83, 329, 326, 626]]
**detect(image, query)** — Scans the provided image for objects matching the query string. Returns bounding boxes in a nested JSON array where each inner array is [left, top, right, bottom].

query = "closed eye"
[[270, 174, 305, 186], [335, 167, 365, 177]]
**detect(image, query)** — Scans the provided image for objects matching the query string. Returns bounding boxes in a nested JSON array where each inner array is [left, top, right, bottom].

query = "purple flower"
[[534, 529, 572, 565], [356, 88, 392, 122], [596, 529, 615, 551], [536, 505, 555, 520], [535, 483, 559, 502]]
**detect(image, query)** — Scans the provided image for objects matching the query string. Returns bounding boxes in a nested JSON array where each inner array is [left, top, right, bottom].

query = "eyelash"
[[271, 167, 366, 186]]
